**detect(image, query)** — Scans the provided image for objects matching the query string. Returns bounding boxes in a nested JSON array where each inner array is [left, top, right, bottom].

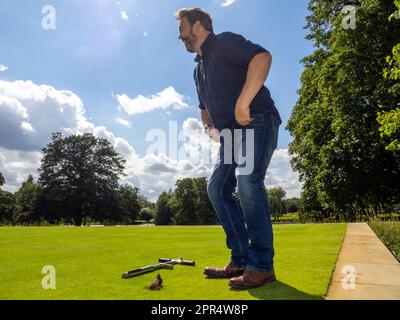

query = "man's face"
[[179, 18, 197, 53]]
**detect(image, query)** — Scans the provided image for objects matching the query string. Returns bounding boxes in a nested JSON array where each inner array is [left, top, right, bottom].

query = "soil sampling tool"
[[122, 257, 195, 279]]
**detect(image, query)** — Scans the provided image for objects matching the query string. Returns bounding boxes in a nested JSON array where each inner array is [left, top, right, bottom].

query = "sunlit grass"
[[0, 224, 346, 300]]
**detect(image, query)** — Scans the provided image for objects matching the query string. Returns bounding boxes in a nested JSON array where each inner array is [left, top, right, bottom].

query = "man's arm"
[[235, 52, 272, 126], [200, 109, 220, 142], [200, 109, 213, 128]]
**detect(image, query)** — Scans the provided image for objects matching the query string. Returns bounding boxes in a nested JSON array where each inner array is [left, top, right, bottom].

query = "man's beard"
[[183, 30, 197, 53]]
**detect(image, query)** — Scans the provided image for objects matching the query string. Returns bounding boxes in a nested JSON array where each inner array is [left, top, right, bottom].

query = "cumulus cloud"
[[120, 11, 129, 20], [129, 152, 212, 200], [115, 117, 131, 127], [178, 118, 220, 165], [0, 64, 8, 72], [0, 79, 215, 201], [0, 79, 90, 151], [221, 0, 236, 7], [266, 149, 302, 198], [0, 148, 42, 192], [116, 86, 189, 116]]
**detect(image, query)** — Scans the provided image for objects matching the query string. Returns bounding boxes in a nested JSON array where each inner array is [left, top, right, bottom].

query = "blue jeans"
[[207, 113, 280, 272]]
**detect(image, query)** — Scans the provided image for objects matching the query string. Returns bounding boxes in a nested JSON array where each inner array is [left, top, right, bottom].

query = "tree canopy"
[[38, 132, 126, 225], [287, 0, 400, 220]]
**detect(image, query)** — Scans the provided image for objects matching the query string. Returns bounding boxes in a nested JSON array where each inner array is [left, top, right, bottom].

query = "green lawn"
[[0, 224, 346, 300]]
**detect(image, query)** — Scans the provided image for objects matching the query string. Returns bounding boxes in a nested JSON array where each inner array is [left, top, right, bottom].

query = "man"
[[175, 7, 282, 290]]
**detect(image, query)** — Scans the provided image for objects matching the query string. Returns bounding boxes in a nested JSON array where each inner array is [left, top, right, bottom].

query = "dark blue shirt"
[[194, 32, 282, 131]]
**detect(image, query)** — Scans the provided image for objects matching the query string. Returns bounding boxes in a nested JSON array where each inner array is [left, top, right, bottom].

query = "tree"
[[0, 172, 15, 225], [171, 177, 218, 225], [193, 177, 219, 225], [138, 194, 156, 211], [287, 0, 400, 220], [377, 109, 400, 151], [38, 132, 126, 226], [14, 175, 41, 224], [140, 207, 155, 223], [0, 192, 15, 225], [378, 0, 400, 151], [173, 178, 199, 225], [0, 172, 4, 187], [268, 187, 287, 221], [116, 184, 141, 224], [384, 0, 400, 81], [155, 191, 174, 225], [285, 197, 301, 213]]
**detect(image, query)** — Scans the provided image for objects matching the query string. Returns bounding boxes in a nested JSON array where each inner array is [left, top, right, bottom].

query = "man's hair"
[[174, 7, 213, 32]]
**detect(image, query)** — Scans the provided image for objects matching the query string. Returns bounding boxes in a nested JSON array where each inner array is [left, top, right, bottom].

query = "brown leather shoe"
[[204, 263, 245, 279], [229, 269, 276, 290]]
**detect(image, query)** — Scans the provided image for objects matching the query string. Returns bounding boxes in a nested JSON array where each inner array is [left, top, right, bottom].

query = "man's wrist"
[[237, 92, 252, 107]]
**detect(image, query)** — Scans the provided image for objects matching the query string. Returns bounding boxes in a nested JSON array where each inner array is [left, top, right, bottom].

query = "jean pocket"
[[251, 113, 265, 121], [248, 113, 265, 127], [269, 115, 280, 149]]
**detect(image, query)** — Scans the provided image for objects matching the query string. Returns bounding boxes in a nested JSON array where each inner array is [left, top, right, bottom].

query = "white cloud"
[[116, 86, 189, 116], [0, 79, 90, 151], [221, 0, 236, 7], [179, 118, 219, 165], [115, 118, 131, 127], [0, 64, 8, 72], [266, 149, 302, 198], [120, 11, 129, 21], [0, 79, 214, 201], [0, 148, 42, 192], [0, 94, 34, 135]]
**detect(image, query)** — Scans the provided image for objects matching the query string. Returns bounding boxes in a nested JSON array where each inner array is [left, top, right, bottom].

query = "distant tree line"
[[0, 132, 301, 226], [154, 185, 301, 226]]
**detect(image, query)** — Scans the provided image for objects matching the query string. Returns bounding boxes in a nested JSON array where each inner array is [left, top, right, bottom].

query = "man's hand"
[[205, 126, 220, 142], [235, 99, 253, 126]]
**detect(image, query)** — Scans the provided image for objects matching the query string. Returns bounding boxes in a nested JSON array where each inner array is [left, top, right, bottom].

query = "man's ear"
[[193, 21, 202, 33]]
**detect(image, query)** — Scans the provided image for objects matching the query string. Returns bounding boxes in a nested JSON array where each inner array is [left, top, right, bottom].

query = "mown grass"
[[0, 224, 346, 300], [369, 220, 400, 261]]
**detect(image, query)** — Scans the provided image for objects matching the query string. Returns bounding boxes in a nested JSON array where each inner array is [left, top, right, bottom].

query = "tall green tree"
[[0, 172, 15, 225], [0, 172, 4, 187], [193, 177, 219, 225], [38, 133, 126, 226], [116, 184, 141, 224], [268, 187, 287, 221], [378, 0, 400, 151], [285, 197, 301, 213], [138, 194, 156, 211], [171, 177, 217, 225], [155, 190, 175, 225], [140, 207, 155, 223], [287, 0, 400, 219], [14, 175, 41, 224], [173, 178, 199, 225]]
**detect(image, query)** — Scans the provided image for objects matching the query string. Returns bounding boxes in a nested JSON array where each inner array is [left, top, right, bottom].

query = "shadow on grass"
[[232, 280, 323, 300]]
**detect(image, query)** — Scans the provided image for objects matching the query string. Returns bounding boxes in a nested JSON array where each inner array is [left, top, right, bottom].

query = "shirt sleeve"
[[193, 68, 206, 110], [217, 32, 270, 68]]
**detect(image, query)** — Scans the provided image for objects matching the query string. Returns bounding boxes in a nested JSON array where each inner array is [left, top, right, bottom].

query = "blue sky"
[[0, 0, 313, 200]]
